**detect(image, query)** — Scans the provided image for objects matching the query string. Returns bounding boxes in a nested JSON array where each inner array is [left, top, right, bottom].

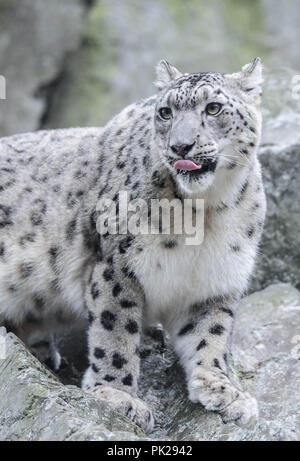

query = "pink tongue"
[[173, 160, 202, 171]]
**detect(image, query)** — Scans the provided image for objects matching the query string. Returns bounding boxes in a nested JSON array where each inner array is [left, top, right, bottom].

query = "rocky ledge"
[[0, 283, 299, 441]]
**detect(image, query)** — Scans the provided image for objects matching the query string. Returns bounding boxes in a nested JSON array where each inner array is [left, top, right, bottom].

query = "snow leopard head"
[[153, 58, 263, 195]]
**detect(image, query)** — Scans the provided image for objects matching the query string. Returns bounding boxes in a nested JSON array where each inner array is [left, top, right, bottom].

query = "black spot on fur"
[[104, 374, 116, 382], [67, 192, 76, 208], [125, 319, 139, 334], [20, 233, 36, 246], [94, 347, 105, 359], [116, 160, 125, 169], [220, 307, 234, 317], [33, 295, 45, 310], [120, 299, 137, 308], [20, 262, 34, 278], [7, 283, 18, 293], [74, 170, 86, 180], [50, 278, 61, 293], [236, 109, 244, 120], [247, 225, 255, 238], [106, 255, 113, 265], [121, 265, 136, 280], [190, 294, 233, 312], [252, 202, 260, 211], [196, 339, 207, 350], [235, 180, 249, 205], [227, 162, 237, 170], [112, 283, 122, 297], [125, 175, 131, 186], [49, 246, 59, 269], [91, 282, 100, 300], [0, 242, 4, 257], [92, 363, 99, 373], [122, 373, 133, 386], [101, 310, 116, 330], [209, 324, 225, 335], [151, 170, 165, 188], [163, 239, 177, 249], [119, 236, 134, 254], [30, 211, 43, 226], [0, 204, 13, 228], [230, 244, 240, 252], [66, 218, 77, 241], [143, 155, 151, 169], [112, 353, 127, 369], [88, 310, 95, 324], [103, 267, 114, 281], [213, 358, 222, 370], [178, 323, 194, 336]]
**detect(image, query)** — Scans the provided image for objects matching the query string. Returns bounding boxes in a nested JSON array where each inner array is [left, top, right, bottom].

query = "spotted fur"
[[0, 59, 266, 432]]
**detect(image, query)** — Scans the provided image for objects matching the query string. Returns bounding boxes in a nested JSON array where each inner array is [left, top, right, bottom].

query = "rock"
[[252, 144, 300, 292], [43, 0, 300, 131], [249, 68, 300, 292], [0, 327, 146, 441], [1, 284, 299, 440], [0, 0, 87, 137]]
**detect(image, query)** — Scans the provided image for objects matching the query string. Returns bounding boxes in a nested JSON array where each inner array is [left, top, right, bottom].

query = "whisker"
[[218, 154, 250, 168]]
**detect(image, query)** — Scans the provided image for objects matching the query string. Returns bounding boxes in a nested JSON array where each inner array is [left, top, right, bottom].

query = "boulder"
[[0, 0, 86, 136], [1, 283, 299, 441], [0, 328, 145, 441], [252, 144, 300, 292]]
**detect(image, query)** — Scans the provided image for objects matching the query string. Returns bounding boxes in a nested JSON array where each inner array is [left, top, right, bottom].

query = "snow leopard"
[[0, 58, 266, 433]]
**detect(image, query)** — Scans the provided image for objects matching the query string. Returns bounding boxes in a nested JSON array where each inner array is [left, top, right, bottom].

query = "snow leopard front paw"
[[86, 385, 154, 433], [188, 367, 258, 428], [220, 391, 258, 428]]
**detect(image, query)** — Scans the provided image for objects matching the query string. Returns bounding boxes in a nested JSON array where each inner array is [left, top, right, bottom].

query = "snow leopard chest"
[[131, 228, 253, 329]]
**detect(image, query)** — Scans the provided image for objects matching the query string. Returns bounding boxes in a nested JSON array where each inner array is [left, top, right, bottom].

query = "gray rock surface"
[[1, 284, 299, 441], [0, 327, 145, 441], [0, 0, 86, 136], [43, 0, 300, 130], [252, 144, 300, 292], [251, 67, 300, 292]]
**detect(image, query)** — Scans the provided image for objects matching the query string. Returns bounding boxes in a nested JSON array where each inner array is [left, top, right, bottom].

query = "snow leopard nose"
[[170, 142, 195, 158]]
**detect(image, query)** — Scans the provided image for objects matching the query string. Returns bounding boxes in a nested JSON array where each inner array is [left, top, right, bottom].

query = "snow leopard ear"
[[154, 60, 182, 90], [228, 57, 263, 102]]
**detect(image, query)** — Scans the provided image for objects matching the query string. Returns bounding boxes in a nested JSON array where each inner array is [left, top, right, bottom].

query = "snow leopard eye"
[[205, 102, 223, 116], [158, 107, 172, 120]]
